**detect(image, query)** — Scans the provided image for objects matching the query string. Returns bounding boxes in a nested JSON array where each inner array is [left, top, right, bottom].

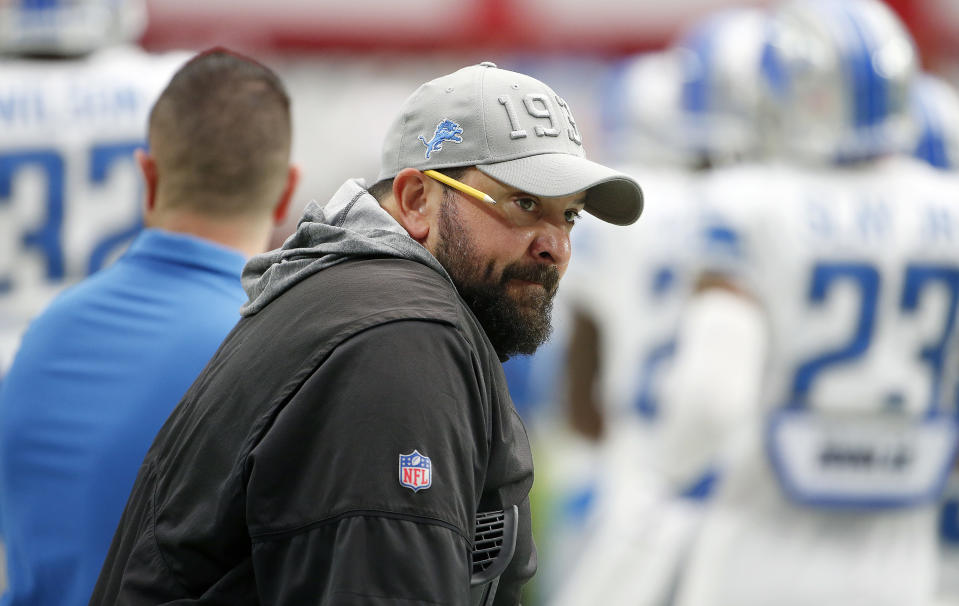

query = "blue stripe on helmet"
[[833, 0, 887, 128], [760, 35, 789, 99], [914, 89, 949, 168]]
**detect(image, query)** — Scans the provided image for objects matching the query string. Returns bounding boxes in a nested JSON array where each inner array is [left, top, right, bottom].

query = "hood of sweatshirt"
[[240, 179, 451, 316]]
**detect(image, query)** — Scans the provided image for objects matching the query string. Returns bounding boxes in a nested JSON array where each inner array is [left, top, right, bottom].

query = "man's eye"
[[565, 209, 582, 224], [515, 198, 537, 212]]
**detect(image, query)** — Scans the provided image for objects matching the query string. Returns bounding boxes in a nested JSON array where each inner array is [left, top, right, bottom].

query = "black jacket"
[[90, 257, 536, 605]]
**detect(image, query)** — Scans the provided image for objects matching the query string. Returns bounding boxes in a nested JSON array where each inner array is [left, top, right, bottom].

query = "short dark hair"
[[367, 166, 470, 202], [148, 48, 292, 217]]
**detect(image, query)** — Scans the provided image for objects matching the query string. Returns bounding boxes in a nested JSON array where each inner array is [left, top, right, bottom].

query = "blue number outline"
[[901, 264, 959, 416], [790, 261, 959, 413], [0, 150, 66, 283], [1, 141, 144, 291], [632, 265, 680, 420], [88, 141, 145, 274], [789, 262, 880, 409]]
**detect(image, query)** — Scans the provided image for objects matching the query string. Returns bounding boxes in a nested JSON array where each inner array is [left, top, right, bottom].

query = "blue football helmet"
[[911, 73, 959, 170], [0, 0, 147, 56], [671, 7, 774, 165], [760, 0, 919, 163]]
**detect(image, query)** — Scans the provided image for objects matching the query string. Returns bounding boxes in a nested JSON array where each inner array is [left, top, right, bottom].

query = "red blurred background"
[[139, 0, 959, 71]]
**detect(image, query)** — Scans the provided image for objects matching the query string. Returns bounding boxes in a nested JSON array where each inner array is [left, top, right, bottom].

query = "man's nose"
[[530, 221, 571, 267]]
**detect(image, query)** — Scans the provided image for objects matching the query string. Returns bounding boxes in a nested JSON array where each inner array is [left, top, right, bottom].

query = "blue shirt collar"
[[125, 228, 248, 278]]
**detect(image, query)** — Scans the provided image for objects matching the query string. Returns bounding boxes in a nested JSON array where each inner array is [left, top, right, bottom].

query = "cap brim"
[[476, 153, 644, 226]]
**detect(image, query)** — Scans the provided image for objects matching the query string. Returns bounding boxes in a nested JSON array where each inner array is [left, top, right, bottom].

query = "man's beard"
[[433, 197, 559, 358]]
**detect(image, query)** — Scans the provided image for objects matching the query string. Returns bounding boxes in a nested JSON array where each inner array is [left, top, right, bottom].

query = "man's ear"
[[135, 148, 158, 215], [391, 168, 435, 243], [272, 164, 300, 224]]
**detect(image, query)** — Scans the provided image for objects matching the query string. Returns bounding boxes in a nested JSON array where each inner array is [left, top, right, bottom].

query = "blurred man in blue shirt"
[[0, 46, 298, 606]]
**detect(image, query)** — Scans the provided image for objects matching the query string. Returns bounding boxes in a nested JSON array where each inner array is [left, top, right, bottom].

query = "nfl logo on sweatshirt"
[[399, 450, 432, 492]]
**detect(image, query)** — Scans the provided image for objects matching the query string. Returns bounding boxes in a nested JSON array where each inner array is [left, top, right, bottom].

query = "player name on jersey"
[[802, 195, 959, 245], [0, 82, 145, 130]]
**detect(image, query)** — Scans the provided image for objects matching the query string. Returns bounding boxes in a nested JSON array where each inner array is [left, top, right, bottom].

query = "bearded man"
[[91, 61, 643, 606]]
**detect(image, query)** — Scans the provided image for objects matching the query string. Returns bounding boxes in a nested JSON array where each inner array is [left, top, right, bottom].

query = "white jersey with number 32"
[[0, 46, 188, 374]]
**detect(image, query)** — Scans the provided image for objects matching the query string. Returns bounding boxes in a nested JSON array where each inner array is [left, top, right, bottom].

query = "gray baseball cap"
[[377, 62, 644, 225]]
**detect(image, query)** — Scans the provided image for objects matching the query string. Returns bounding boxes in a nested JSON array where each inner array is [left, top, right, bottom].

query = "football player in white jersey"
[[0, 0, 189, 377], [548, 8, 773, 605], [663, 2, 959, 605]]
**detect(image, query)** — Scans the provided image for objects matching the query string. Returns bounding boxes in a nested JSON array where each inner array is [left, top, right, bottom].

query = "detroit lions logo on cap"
[[418, 119, 463, 159], [399, 450, 432, 492]]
